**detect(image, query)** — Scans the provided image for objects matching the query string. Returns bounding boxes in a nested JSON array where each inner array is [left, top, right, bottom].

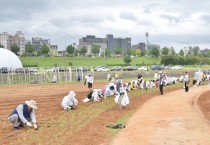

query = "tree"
[[150, 47, 159, 58], [25, 44, 35, 56], [179, 49, 184, 56], [80, 46, 87, 56], [126, 48, 132, 56], [0, 43, 4, 48], [123, 55, 132, 65], [91, 44, 100, 56], [140, 51, 146, 57], [40, 44, 50, 56], [10, 44, 20, 55], [193, 47, 199, 56], [114, 47, 121, 55], [171, 50, 176, 56], [66, 45, 75, 57], [135, 49, 141, 57], [105, 48, 111, 57], [162, 47, 169, 56]]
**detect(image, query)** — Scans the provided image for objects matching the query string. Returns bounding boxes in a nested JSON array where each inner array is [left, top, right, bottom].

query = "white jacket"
[[61, 91, 78, 110], [115, 91, 129, 107]]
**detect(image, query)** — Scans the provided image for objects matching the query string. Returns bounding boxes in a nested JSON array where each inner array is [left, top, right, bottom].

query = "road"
[[110, 85, 210, 145]]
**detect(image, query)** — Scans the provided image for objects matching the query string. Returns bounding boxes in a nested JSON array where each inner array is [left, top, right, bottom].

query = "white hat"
[[68, 90, 76, 99], [25, 100, 38, 109], [159, 71, 162, 73]]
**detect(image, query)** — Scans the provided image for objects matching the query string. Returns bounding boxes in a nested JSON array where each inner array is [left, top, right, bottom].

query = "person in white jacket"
[[8, 100, 38, 130], [61, 91, 78, 111], [114, 90, 129, 108]]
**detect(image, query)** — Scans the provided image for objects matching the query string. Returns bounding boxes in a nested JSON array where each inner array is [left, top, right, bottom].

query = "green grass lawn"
[[20, 57, 160, 67]]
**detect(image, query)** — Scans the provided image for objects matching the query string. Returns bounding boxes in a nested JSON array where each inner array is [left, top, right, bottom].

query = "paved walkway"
[[110, 85, 210, 145]]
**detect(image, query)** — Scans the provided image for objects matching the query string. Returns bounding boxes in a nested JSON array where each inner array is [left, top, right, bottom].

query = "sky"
[[1, 0, 210, 52]]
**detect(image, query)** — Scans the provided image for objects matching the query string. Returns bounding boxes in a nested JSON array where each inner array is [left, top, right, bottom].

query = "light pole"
[[73, 43, 76, 57], [145, 32, 149, 56]]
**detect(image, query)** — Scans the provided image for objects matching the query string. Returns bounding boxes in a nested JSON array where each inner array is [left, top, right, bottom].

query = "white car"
[[171, 65, 183, 70], [96, 67, 110, 72], [138, 66, 148, 71]]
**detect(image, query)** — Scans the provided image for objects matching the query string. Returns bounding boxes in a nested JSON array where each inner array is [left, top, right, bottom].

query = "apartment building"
[[79, 34, 131, 55]]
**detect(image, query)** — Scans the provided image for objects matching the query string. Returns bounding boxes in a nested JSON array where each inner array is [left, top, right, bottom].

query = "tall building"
[[0, 31, 26, 55], [50, 45, 58, 56], [10, 31, 25, 55], [32, 37, 50, 52], [132, 43, 145, 52], [0, 32, 11, 49], [79, 34, 131, 55]]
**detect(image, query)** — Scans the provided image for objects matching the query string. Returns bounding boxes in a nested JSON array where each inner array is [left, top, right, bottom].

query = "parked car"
[[0, 67, 9, 73], [171, 65, 183, 70], [138, 66, 148, 71], [164, 65, 172, 70], [94, 66, 106, 71], [123, 66, 138, 71], [74, 66, 90, 72], [110, 66, 122, 71], [96, 67, 110, 72], [151, 65, 162, 70]]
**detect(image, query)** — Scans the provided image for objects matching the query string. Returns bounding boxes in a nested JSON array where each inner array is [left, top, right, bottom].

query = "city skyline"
[[1, 0, 210, 51]]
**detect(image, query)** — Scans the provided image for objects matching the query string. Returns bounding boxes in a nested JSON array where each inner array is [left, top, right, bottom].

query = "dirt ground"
[[0, 82, 210, 145], [110, 85, 210, 145]]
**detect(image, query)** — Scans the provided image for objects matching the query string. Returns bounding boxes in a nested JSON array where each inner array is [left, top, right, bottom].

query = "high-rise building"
[[79, 34, 131, 55], [132, 43, 145, 52], [32, 37, 50, 52], [0, 31, 26, 55]]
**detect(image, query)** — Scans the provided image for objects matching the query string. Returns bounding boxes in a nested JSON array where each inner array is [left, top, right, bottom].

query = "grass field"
[[20, 57, 160, 67]]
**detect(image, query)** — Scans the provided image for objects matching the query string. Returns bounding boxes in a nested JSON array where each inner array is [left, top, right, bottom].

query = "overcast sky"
[[1, 0, 210, 51]]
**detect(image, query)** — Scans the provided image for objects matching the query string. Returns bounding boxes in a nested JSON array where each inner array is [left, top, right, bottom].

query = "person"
[[184, 71, 190, 92], [114, 90, 129, 109], [130, 81, 137, 90], [107, 73, 111, 81], [52, 74, 57, 83], [8, 100, 38, 130], [159, 71, 164, 95], [87, 74, 94, 89], [82, 89, 103, 103], [77, 73, 81, 82], [84, 74, 88, 86], [61, 90, 78, 111], [115, 73, 119, 80], [154, 72, 158, 81], [104, 84, 119, 99], [137, 73, 143, 87]]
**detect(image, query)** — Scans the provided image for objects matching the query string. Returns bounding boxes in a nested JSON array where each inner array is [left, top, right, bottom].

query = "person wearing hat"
[[184, 71, 190, 92], [87, 74, 94, 89], [159, 71, 164, 95], [8, 100, 38, 130], [61, 90, 78, 111]]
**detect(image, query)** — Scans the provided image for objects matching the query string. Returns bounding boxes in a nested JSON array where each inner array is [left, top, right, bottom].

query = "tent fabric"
[[0, 48, 23, 68]]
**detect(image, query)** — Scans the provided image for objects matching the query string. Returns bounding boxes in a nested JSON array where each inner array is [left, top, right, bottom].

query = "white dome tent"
[[0, 48, 23, 68]]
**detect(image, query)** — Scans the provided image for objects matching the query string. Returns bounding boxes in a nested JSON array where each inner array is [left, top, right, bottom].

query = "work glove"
[[26, 122, 32, 127], [33, 124, 38, 129]]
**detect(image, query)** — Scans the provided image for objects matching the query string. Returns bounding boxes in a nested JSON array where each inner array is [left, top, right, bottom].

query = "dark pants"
[[159, 85, 163, 95], [185, 82, 189, 92], [88, 82, 92, 89]]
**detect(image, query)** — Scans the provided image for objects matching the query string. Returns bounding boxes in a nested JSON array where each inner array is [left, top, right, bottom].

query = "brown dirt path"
[[110, 85, 210, 145]]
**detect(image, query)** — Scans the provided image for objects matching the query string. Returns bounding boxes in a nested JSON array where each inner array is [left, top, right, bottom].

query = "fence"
[[0, 67, 94, 85]]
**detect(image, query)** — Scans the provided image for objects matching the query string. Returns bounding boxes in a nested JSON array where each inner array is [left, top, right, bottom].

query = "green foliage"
[[25, 44, 35, 56], [91, 44, 100, 55], [80, 46, 87, 56], [126, 48, 132, 56], [179, 49, 184, 56], [105, 48, 111, 57], [140, 51, 146, 57], [150, 47, 159, 58], [66, 45, 75, 56], [201, 57, 210, 65], [10, 44, 20, 55], [123, 55, 132, 65], [0, 43, 4, 48], [114, 47, 121, 55], [40, 44, 50, 56], [161, 55, 201, 65], [171, 49, 176, 56], [135, 49, 141, 57], [162, 47, 169, 56]]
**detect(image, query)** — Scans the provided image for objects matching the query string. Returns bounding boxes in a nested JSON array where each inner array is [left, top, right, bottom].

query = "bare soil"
[[110, 85, 210, 145], [0, 82, 210, 145]]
